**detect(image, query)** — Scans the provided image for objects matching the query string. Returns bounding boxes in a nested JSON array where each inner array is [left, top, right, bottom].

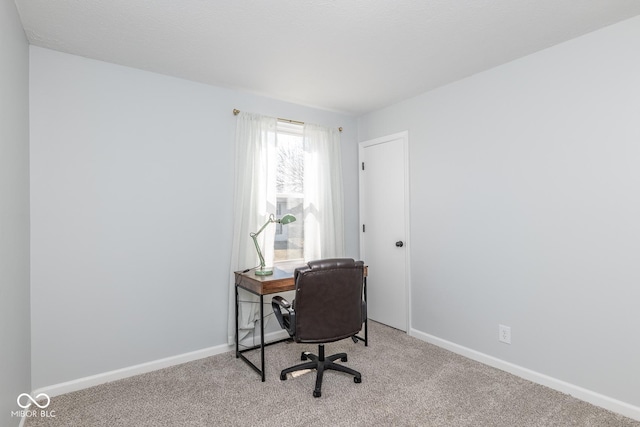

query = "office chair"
[[272, 258, 365, 397]]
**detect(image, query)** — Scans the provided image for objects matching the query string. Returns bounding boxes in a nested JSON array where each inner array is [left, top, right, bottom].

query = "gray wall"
[[28, 46, 359, 389], [0, 1, 31, 425], [358, 16, 640, 408]]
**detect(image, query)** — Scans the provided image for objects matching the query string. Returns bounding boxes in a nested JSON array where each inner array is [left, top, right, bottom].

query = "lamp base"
[[254, 268, 273, 276]]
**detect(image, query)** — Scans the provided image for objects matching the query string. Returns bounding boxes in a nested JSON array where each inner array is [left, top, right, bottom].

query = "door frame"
[[358, 131, 411, 332]]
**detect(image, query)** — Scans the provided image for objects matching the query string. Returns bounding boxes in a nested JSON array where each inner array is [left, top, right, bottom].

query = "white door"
[[359, 132, 410, 331]]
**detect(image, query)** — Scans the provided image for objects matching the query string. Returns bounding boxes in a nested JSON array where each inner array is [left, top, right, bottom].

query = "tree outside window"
[[274, 122, 304, 261]]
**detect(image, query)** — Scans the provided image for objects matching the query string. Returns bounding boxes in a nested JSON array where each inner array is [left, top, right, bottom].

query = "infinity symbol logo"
[[17, 393, 50, 409]]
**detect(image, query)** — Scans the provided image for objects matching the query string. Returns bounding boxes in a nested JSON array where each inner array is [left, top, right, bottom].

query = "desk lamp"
[[250, 213, 296, 276]]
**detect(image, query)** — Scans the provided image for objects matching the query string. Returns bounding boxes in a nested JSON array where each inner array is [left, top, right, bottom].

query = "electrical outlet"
[[499, 324, 511, 344]]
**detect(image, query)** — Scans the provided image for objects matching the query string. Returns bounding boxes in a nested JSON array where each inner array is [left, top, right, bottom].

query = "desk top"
[[234, 262, 367, 296], [234, 262, 300, 295]]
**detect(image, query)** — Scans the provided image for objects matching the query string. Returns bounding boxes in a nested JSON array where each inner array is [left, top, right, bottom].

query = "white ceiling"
[[14, 0, 640, 115]]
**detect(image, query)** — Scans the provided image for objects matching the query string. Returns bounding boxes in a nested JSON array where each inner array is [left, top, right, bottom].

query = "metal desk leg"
[[260, 295, 265, 382], [355, 276, 368, 346], [235, 285, 239, 357], [364, 276, 368, 346]]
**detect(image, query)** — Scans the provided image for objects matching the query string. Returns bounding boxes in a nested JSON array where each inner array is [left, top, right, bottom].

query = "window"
[[230, 112, 344, 341], [274, 121, 304, 261]]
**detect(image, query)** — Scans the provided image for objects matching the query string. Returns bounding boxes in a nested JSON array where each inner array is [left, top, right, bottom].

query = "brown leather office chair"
[[272, 258, 365, 397]]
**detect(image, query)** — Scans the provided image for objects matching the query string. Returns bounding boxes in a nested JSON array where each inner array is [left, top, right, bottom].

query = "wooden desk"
[[234, 264, 368, 381]]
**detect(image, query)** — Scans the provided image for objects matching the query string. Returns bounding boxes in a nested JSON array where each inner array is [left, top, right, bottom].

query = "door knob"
[[395, 241, 404, 247]]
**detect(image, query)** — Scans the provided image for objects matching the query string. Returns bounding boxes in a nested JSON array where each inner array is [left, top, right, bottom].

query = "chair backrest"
[[292, 258, 365, 343]]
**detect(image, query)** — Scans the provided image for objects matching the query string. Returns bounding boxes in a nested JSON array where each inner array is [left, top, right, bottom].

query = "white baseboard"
[[34, 329, 291, 398], [33, 343, 231, 398], [409, 327, 640, 422]]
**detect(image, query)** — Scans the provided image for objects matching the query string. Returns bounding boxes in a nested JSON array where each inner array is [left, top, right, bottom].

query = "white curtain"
[[227, 113, 277, 345], [303, 123, 345, 260], [227, 115, 345, 345]]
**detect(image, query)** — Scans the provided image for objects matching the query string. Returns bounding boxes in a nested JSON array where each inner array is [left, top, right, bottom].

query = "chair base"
[[279, 344, 362, 397]]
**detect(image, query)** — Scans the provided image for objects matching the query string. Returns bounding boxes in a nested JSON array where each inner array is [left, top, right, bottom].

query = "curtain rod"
[[233, 109, 343, 132]]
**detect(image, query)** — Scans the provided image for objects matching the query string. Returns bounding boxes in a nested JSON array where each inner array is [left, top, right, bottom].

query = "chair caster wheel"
[[354, 377, 362, 384], [313, 390, 321, 398], [341, 356, 348, 362], [280, 373, 287, 381], [301, 352, 308, 361]]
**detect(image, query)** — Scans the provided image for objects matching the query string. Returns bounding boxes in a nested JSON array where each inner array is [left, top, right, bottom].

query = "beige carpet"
[[25, 321, 639, 426]]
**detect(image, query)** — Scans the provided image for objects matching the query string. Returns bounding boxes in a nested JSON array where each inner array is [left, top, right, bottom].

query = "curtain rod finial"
[[233, 109, 240, 116]]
